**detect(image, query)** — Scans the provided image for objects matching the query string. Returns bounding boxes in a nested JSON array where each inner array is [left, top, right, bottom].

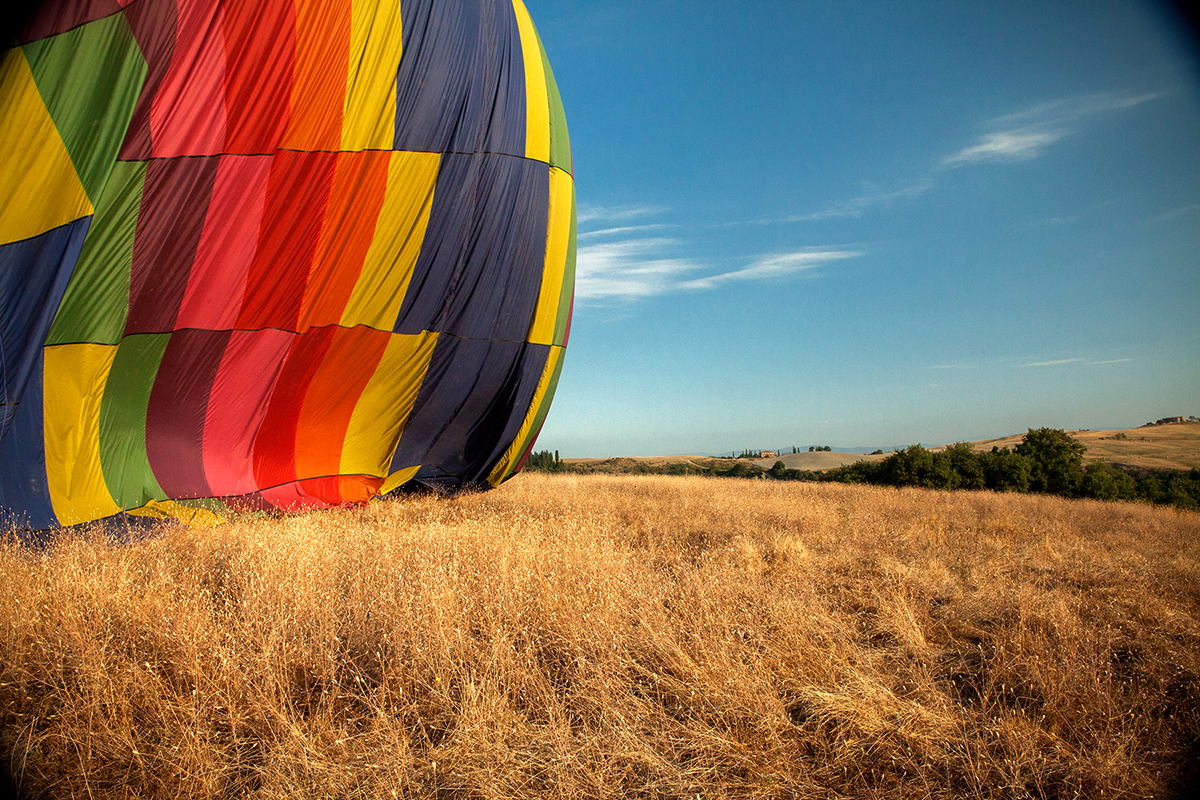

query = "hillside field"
[[3, 473, 1199, 798], [564, 422, 1200, 474]]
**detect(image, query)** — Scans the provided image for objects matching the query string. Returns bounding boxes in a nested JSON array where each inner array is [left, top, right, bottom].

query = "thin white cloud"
[[944, 127, 1070, 165], [1020, 358, 1086, 367], [576, 204, 669, 224], [1142, 203, 1200, 226], [943, 91, 1164, 167], [679, 249, 862, 290], [1019, 214, 1081, 231], [578, 223, 671, 239], [1092, 358, 1133, 365], [574, 238, 700, 301], [575, 238, 862, 302], [788, 181, 932, 221], [988, 92, 1164, 128]]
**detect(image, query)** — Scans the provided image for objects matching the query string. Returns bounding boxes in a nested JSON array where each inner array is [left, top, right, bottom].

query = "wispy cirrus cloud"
[[1020, 358, 1087, 368], [944, 128, 1070, 165], [1019, 356, 1134, 367], [576, 203, 670, 224], [719, 181, 931, 226], [929, 356, 1133, 370], [788, 181, 932, 222], [943, 91, 1164, 167], [577, 223, 672, 239], [678, 249, 862, 290], [574, 238, 701, 302], [1142, 203, 1200, 226], [574, 236, 863, 303]]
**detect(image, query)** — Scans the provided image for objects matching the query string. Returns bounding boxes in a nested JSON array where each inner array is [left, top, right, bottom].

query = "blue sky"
[[526, 0, 1200, 456]]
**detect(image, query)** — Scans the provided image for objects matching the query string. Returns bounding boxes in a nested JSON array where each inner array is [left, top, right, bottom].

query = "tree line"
[[767, 428, 1200, 510], [524, 429, 1200, 510]]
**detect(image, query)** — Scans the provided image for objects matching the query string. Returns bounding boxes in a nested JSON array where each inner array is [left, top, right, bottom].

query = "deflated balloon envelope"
[[0, 0, 575, 530]]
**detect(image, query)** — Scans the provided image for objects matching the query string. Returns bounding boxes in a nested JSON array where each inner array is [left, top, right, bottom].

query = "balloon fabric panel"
[[146, 328, 233, 498], [0, 0, 575, 530], [201, 328, 294, 497], [46, 161, 147, 347], [0, 352, 55, 530], [174, 155, 272, 330], [392, 152, 549, 341], [296, 151, 392, 331], [0, 221, 90, 435], [125, 157, 221, 334], [388, 336, 550, 486], [98, 332, 170, 508]]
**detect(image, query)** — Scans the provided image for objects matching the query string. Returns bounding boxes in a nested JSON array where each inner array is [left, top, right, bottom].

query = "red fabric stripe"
[[176, 154, 272, 330], [150, 0, 227, 157], [126, 157, 219, 334], [236, 150, 337, 331], [222, 0, 296, 153], [251, 326, 337, 490], [18, 0, 122, 43], [145, 329, 232, 498], [202, 328, 294, 496], [118, 0, 178, 161], [260, 478, 342, 511]]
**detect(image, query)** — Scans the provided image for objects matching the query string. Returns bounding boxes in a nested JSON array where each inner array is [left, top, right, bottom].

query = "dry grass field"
[[3, 474, 1199, 799]]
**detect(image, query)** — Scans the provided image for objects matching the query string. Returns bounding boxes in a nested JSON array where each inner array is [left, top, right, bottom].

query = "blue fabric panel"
[[0, 218, 90, 439], [393, 0, 526, 156], [392, 152, 548, 340], [0, 350, 58, 532], [389, 334, 550, 487]]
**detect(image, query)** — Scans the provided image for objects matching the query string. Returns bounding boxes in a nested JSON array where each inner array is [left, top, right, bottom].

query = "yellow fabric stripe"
[[512, 0, 550, 163], [342, 0, 404, 151], [340, 331, 439, 477], [125, 499, 225, 527], [380, 465, 421, 494], [44, 344, 122, 525], [0, 49, 92, 244], [487, 346, 561, 486], [340, 150, 440, 329], [527, 167, 573, 344]]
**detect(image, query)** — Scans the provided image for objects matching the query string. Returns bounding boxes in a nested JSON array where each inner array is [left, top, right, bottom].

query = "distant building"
[[761, 451, 777, 459], [1155, 416, 1186, 425]]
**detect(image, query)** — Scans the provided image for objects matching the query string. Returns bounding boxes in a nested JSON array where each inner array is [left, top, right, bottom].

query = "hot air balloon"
[[0, 0, 575, 530]]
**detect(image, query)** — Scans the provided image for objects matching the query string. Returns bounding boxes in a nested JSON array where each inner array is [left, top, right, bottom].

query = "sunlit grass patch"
[[2, 474, 1198, 798]]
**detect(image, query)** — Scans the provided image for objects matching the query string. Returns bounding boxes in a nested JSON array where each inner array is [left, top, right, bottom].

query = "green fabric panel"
[[46, 160, 145, 346], [553, 189, 576, 346], [98, 333, 170, 509], [22, 13, 147, 205], [537, 36, 572, 173]]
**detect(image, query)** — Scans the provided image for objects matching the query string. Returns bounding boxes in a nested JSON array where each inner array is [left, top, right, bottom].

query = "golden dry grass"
[[2, 474, 1199, 799]]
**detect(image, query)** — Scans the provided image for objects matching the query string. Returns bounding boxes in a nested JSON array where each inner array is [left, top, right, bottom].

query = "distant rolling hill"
[[751, 422, 1199, 472], [564, 422, 1199, 474]]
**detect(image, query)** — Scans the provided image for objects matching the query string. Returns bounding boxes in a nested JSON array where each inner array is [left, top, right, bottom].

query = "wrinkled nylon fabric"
[[0, 0, 574, 530]]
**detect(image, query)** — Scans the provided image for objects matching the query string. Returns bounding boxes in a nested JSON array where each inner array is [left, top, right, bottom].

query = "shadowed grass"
[[2, 474, 1198, 798]]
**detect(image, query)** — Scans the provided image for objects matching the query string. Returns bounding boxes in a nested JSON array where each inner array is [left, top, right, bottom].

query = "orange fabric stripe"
[[281, 0, 351, 151], [296, 150, 391, 331], [337, 474, 385, 503], [292, 325, 391, 482]]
